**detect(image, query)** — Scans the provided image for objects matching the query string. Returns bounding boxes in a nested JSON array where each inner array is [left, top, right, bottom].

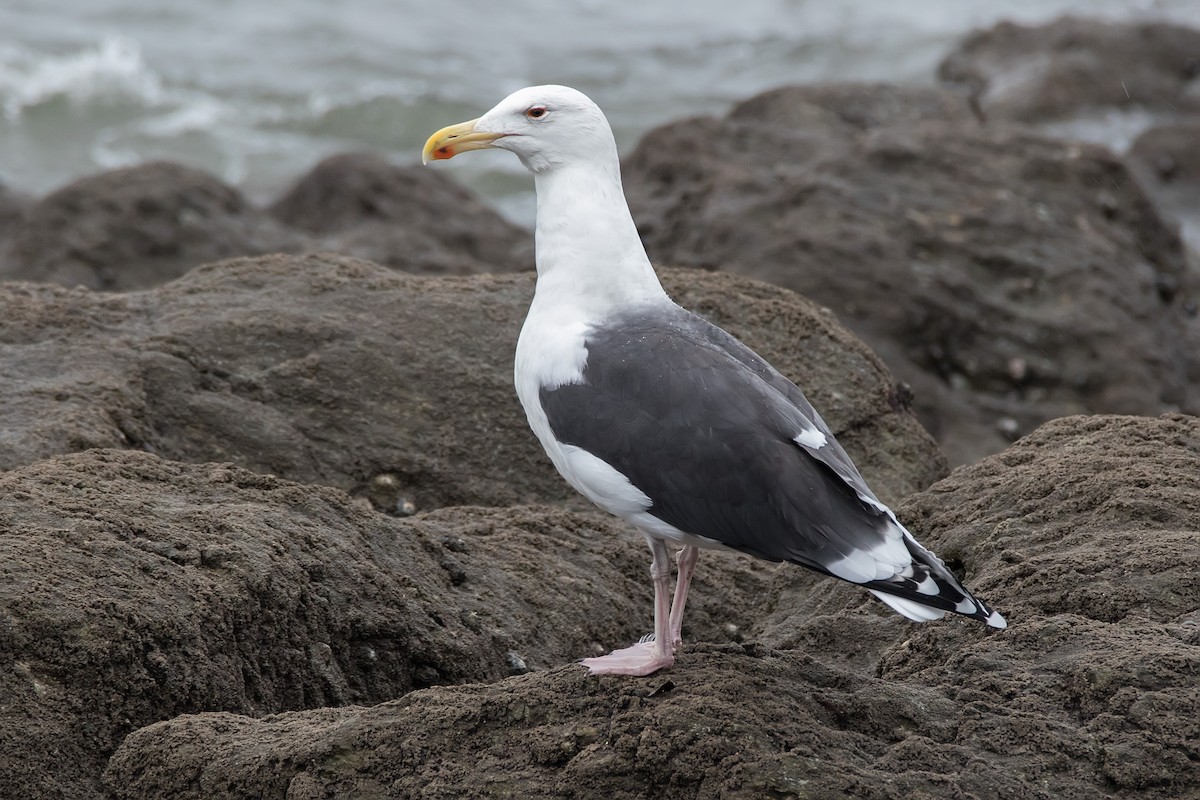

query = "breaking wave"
[[0, 0, 1196, 212], [0, 36, 164, 120]]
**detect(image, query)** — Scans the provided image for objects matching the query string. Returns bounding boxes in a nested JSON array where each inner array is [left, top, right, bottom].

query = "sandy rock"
[[0, 252, 945, 510], [101, 652, 986, 800], [102, 414, 1200, 799], [622, 83, 1198, 465], [0, 162, 305, 290], [894, 414, 1200, 630], [0, 250, 951, 798], [268, 151, 533, 275], [938, 16, 1200, 123], [0, 448, 736, 800]]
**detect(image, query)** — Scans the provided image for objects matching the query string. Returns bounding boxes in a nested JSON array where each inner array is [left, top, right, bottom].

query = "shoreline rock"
[[100, 414, 1200, 800], [621, 83, 1198, 466], [0, 18, 1197, 798], [0, 162, 305, 291], [938, 16, 1200, 124], [0, 252, 945, 511], [0, 448, 748, 799], [268, 151, 533, 275]]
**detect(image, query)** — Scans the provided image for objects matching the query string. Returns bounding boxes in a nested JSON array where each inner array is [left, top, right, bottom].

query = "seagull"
[[423, 85, 1006, 676]]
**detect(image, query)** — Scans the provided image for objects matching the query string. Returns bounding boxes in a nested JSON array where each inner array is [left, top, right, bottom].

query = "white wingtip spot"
[[794, 428, 827, 449], [916, 575, 939, 596], [986, 610, 1008, 629]]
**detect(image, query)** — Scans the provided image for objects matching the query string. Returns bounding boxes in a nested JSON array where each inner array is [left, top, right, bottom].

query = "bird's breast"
[[514, 306, 590, 397], [513, 303, 591, 470]]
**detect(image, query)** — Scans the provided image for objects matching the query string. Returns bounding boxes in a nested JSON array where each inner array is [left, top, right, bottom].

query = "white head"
[[423, 85, 664, 303], [422, 85, 618, 174]]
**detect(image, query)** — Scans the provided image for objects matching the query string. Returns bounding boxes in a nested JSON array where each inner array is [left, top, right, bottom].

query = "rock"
[[0, 246, 956, 798], [0, 448, 724, 800], [1127, 122, 1200, 257], [102, 414, 1200, 799], [622, 83, 1198, 465], [0, 162, 305, 291], [0, 252, 945, 510], [896, 414, 1200, 628], [0, 180, 29, 244], [0, 154, 535, 290], [101, 652, 981, 800], [938, 16, 1200, 123], [268, 152, 533, 275]]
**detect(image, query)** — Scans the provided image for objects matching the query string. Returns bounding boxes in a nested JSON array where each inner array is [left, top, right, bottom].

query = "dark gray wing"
[[538, 304, 893, 573], [689, 313, 886, 509], [539, 304, 1007, 626]]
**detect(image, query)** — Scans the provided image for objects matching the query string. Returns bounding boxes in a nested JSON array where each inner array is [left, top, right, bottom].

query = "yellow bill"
[[422, 118, 504, 164]]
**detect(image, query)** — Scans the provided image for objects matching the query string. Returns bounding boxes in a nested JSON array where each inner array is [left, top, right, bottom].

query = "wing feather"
[[538, 304, 1005, 628]]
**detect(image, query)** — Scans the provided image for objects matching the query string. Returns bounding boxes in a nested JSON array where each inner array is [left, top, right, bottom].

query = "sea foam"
[[0, 35, 163, 121]]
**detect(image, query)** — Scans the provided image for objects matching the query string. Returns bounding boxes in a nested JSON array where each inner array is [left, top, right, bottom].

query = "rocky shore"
[[0, 15, 1197, 800]]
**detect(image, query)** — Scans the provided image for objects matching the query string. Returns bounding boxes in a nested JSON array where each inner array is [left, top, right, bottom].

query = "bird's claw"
[[581, 640, 674, 676]]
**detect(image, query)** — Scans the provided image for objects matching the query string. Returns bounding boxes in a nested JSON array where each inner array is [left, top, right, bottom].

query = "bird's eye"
[[525, 105, 548, 120]]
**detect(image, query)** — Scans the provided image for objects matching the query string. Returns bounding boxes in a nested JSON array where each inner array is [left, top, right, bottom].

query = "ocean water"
[[0, 0, 1195, 223]]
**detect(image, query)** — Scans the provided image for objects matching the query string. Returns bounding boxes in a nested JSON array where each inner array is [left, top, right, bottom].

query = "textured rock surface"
[[938, 16, 1200, 123], [0, 154, 535, 292], [268, 152, 533, 275], [3, 34, 1197, 800], [0, 243, 954, 799], [622, 83, 1199, 465], [0, 252, 944, 511], [102, 414, 1200, 799], [0, 162, 305, 290], [0, 448, 761, 800]]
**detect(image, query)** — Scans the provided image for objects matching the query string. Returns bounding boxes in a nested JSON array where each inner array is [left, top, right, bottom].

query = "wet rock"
[[268, 151, 533, 275], [623, 83, 1198, 465], [938, 16, 1200, 123], [0, 153, 535, 290], [103, 652, 980, 800], [895, 414, 1200, 629], [102, 414, 1200, 799], [1127, 121, 1200, 256], [0, 252, 944, 510], [505, 651, 531, 675], [0, 449, 698, 800], [363, 472, 419, 516], [0, 162, 305, 290], [0, 180, 29, 244]]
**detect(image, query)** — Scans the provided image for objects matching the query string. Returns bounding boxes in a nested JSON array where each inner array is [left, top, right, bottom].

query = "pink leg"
[[581, 537, 675, 676], [668, 545, 700, 651]]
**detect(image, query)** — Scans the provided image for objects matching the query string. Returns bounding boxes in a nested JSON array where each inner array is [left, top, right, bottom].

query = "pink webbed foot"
[[580, 639, 674, 676]]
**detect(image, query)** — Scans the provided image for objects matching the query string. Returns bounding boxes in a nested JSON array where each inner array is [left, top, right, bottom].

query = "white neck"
[[530, 159, 667, 317]]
